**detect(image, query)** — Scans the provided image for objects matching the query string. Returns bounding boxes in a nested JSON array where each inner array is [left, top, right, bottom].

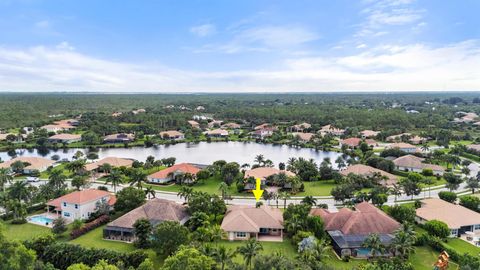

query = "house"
[[386, 133, 426, 144], [41, 124, 75, 133], [409, 135, 427, 145], [47, 189, 116, 221], [453, 112, 478, 123], [111, 112, 123, 117], [222, 122, 242, 129], [159, 130, 185, 140], [204, 129, 229, 137], [251, 128, 275, 139], [387, 142, 418, 153], [360, 130, 380, 139], [104, 198, 190, 242], [311, 202, 400, 258], [188, 120, 200, 129], [416, 199, 480, 238], [393, 155, 445, 175], [147, 163, 202, 184], [292, 132, 315, 142], [221, 205, 284, 242], [207, 120, 224, 128], [103, 133, 134, 143], [290, 122, 311, 132], [132, 109, 146, 114], [244, 167, 296, 189], [467, 144, 480, 152], [48, 133, 82, 144], [54, 119, 80, 127], [195, 106, 205, 111], [318, 125, 345, 136], [0, 157, 55, 174], [254, 123, 276, 130], [340, 164, 398, 185], [85, 157, 134, 171], [0, 133, 24, 142], [340, 138, 377, 148]]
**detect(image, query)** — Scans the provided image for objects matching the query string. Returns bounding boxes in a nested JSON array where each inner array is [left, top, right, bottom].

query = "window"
[[475, 225, 480, 231], [64, 212, 70, 217], [75, 204, 78, 209], [63, 202, 67, 207], [236, 232, 247, 238]]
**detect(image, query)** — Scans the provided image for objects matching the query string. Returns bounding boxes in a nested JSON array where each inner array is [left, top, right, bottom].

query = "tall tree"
[[237, 238, 263, 270]]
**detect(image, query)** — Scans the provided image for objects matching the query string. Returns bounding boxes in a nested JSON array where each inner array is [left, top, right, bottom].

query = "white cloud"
[[0, 41, 480, 92], [56, 41, 75, 51], [195, 25, 319, 54], [190, 24, 216, 37]]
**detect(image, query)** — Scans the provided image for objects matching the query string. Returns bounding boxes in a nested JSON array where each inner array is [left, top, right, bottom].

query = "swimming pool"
[[29, 215, 54, 225], [356, 248, 371, 257]]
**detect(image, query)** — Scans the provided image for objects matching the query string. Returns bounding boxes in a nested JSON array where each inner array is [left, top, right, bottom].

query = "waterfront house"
[[0, 157, 55, 174], [159, 130, 185, 140], [188, 120, 200, 129], [416, 198, 480, 239], [310, 202, 400, 258], [204, 128, 229, 137], [290, 122, 312, 132], [340, 138, 377, 148], [85, 157, 134, 171], [104, 198, 189, 242], [292, 132, 315, 142], [318, 124, 345, 136], [393, 155, 445, 175], [48, 133, 82, 144], [340, 164, 398, 186], [360, 130, 380, 139], [47, 189, 116, 221], [147, 163, 202, 184], [221, 205, 284, 242], [103, 133, 134, 143]]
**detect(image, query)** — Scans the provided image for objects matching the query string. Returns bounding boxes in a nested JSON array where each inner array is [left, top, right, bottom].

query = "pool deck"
[[27, 213, 60, 228]]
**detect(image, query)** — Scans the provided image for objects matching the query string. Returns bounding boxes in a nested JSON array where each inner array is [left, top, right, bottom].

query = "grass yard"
[[1, 221, 51, 241], [299, 180, 337, 196], [70, 225, 135, 252], [444, 238, 480, 257], [146, 176, 225, 195], [409, 245, 459, 270]]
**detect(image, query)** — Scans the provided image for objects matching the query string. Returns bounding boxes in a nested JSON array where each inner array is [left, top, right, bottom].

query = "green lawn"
[[1, 222, 50, 241], [444, 238, 480, 257], [299, 180, 337, 196], [146, 176, 225, 195], [70, 225, 135, 252]]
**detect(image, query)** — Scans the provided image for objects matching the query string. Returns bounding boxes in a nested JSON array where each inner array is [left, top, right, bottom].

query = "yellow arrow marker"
[[252, 177, 264, 202]]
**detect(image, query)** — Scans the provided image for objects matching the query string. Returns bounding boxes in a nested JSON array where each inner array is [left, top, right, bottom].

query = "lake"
[[0, 142, 342, 167]]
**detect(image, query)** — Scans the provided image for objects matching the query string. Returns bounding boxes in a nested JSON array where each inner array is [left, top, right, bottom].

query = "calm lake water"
[[0, 142, 342, 167]]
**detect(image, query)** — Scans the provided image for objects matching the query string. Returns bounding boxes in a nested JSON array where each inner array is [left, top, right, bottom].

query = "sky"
[[0, 0, 479, 93]]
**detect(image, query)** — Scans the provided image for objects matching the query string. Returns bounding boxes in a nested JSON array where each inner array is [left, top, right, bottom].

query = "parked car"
[[26, 176, 40, 182]]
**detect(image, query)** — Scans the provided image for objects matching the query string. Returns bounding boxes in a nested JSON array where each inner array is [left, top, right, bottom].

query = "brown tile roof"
[[222, 122, 242, 129], [103, 133, 134, 142], [107, 198, 190, 229], [0, 157, 55, 171], [221, 205, 283, 233], [85, 157, 134, 171], [467, 144, 480, 152], [47, 189, 115, 208], [388, 142, 417, 149], [393, 155, 444, 172], [310, 202, 400, 235], [244, 167, 295, 180], [341, 138, 377, 147], [148, 163, 201, 179], [188, 120, 200, 128], [340, 164, 398, 185], [416, 198, 480, 229], [360, 130, 380, 137], [48, 133, 82, 140], [292, 132, 315, 142], [159, 130, 184, 138], [204, 129, 229, 136]]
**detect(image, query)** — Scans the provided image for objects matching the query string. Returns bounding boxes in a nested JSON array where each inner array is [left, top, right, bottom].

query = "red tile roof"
[[148, 163, 201, 179], [47, 189, 115, 208]]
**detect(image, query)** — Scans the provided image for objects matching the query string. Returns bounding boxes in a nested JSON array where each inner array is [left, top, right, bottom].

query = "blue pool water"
[[29, 215, 54, 225], [356, 248, 371, 257]]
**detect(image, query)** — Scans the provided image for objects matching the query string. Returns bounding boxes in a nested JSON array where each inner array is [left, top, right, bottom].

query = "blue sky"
[[0, 0, 479, 92]]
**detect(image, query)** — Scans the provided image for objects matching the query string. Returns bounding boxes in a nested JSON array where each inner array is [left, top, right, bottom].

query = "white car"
[[26, 176, 40, 183]]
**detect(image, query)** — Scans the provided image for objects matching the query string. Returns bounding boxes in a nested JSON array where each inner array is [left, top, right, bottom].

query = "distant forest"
[[1, 92, 479, 131]]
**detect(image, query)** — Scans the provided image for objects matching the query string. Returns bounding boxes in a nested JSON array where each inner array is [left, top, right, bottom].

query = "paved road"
[[2, 156, 478, 213]]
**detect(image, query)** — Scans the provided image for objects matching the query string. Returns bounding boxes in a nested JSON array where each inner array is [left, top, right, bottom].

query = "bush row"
[[70, 214, 110, 239]]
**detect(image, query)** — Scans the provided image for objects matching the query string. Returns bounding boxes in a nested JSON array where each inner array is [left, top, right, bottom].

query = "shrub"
[[422, 168, 433, 176], [438, 191, 457, 203], [460, 196, 480, 212], [424, 220, 450, 239], [70, 215, 110, 239], [387, 204, 416, 223]]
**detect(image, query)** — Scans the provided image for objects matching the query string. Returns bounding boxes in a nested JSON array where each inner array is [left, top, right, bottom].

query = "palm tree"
[[210, 224, 226, 244], [214, 246, 235, 270], [270, 191, 279, 208], [105, 169, 123, 193], [237, 238, 263, 270], [178, 186, 193, 203], [8, 181, 31, 203], [48, 169, 67, 191], [218, 182, 230, 201], [420, 144, 430, 152], [390, 184, 402, 202], [362, 233, 386, 260], [99, 163, 112, 174], [144, 186, 156, 199], [0, 168, 13, 193], [301, 196, 317, 206], [254, 154, 265, 167], [390, 223, 416, 259], [279, 191, 291, 208], [129, 169, 147, 189], [66, 159, 86, 174]]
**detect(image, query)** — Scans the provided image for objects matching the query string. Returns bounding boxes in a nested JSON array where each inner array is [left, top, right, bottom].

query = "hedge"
[[70, 214, 110, 239]]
